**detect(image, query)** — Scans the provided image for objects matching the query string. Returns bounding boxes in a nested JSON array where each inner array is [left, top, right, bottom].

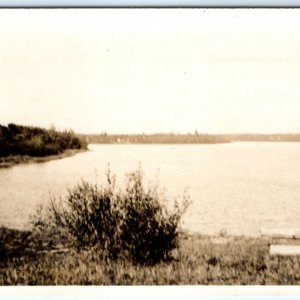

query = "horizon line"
[[79, 131, 300, 136]]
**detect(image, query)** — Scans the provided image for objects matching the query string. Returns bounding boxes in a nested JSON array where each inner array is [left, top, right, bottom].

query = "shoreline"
[[0, 148, 88, 169]]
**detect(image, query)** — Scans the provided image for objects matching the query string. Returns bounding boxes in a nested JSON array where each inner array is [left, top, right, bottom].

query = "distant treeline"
[[0, 123, 87, 157], [223, 134, 300, 142], [80, 132, 300, 144], [80, 133, 228, 144]]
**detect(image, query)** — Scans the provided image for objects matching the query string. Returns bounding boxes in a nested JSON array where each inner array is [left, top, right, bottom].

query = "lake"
[[1, 142, 300, 236]]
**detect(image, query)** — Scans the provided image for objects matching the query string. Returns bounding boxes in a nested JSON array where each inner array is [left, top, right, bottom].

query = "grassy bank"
[[1, 227, 300, 285]]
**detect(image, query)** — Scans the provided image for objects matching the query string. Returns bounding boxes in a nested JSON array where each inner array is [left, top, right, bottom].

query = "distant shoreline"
[[2, 139, 300, 169], [0, 148, 88, 169], [80, 133, 300, 144]]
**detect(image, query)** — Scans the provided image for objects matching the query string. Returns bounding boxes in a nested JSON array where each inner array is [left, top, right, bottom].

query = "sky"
[[1, 9, 300, 134]]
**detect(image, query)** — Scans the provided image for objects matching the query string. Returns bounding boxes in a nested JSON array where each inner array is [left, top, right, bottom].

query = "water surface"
[[1, 142, 300, 236]]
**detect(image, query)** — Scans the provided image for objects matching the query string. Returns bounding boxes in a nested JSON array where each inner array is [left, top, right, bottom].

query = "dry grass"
[[2, 229, 300, 285]]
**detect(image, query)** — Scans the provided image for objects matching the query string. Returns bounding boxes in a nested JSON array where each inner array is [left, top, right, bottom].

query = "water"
[[1, 142, 300, 236]]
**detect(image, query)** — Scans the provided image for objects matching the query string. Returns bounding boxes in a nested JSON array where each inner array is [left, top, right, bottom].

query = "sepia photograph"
[[1, 8, 300, 286]]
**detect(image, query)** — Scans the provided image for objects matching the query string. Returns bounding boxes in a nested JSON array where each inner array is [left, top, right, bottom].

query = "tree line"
[[0, 123, 87, 157], [81, 132, 228, 144], [81, 132, 300, 144]]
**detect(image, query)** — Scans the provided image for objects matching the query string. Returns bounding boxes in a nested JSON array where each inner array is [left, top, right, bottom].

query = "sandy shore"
[[0, 148, 88, 168]]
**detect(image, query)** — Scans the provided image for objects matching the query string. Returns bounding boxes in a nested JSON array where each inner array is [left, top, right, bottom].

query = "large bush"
[[33, 168, 189, 265]]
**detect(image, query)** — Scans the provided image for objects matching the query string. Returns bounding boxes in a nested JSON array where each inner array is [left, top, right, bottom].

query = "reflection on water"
[[1, 142, 300, 236]]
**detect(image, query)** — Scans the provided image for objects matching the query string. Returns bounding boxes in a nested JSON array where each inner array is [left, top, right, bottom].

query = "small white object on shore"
[[270, 245, 300, 256]]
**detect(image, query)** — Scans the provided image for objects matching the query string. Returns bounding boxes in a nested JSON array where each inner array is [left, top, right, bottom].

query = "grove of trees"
[[0, 123, 87, 157]]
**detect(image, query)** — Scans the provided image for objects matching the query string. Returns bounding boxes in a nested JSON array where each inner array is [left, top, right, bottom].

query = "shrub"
[[33, 168, 190, 265], [119, 170, 187, 264]]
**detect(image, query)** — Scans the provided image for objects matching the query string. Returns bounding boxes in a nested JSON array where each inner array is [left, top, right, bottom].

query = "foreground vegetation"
[[29, 168, 189, 264], [2, 227, 300, 285], [0, 123, 87, 167]]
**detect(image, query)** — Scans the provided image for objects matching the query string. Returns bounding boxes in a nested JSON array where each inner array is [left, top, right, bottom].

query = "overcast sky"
[[1, 9, 300, 134]]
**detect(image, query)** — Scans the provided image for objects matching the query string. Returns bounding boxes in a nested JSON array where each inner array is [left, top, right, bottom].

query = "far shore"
[[0, 148, 88, 169]]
